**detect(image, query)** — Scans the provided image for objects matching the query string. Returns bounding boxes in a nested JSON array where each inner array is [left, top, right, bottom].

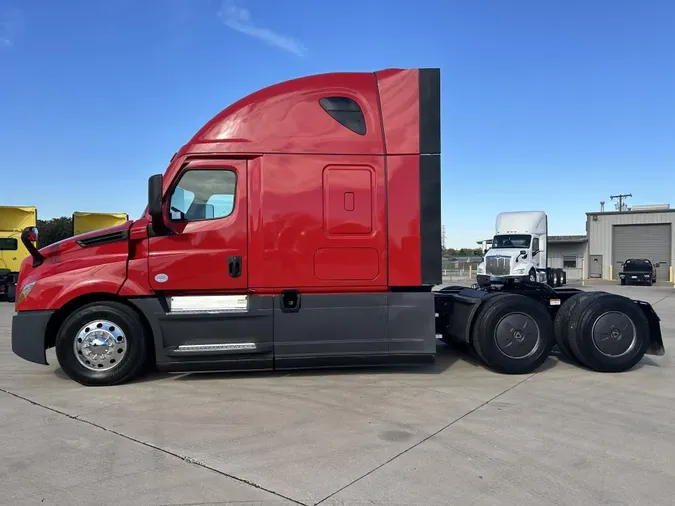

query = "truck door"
[[148, 159, 247, 292], [145, 159, 273, 370]]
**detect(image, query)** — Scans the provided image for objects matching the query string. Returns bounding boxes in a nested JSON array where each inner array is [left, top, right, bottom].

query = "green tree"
[[37, 217, 73, 248]]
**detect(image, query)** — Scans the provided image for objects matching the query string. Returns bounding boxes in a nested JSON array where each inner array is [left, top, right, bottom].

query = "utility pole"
[[610, 193, 632, 212], [441, 225, 447, 250]]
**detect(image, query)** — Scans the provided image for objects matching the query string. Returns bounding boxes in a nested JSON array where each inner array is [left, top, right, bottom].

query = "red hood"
[[39, 220, 133, 258], [15, 219, 136, 311]]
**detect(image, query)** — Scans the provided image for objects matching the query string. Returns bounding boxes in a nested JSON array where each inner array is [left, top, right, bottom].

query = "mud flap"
[[11, 310, 54, 365], [635, 300, 665, 356]]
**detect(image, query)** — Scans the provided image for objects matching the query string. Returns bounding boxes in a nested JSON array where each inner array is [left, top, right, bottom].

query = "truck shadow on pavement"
[[51, 342, 562, 384], [50, 341, 666, 384]]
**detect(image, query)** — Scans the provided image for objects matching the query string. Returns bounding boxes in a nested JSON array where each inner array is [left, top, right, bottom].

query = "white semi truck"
[[476, 211, 566, 287]]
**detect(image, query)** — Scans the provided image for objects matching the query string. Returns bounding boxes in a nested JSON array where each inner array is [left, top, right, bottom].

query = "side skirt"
[[129, 291, 437, 374]]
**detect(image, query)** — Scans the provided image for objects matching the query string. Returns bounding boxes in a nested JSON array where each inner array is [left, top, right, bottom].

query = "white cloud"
[[0, 7, 22, 51], [217, 0, 307, 57]]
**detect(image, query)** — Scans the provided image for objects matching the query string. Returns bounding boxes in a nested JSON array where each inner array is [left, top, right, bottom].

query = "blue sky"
[[0, 0, 673, 248]]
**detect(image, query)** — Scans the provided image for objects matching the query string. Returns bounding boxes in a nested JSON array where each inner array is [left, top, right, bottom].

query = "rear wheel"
[[472, 293, 554, 374], [7, 284, 16, 303], [553, 291, 604, 361], [55, 301, 149, 386], [567, 293, 650, 372]]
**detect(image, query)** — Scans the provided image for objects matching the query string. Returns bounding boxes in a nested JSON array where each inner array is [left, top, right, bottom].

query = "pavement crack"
[[0, 388, 308, 506], [651, 290, 675, 307], [313, 373, 537, 505]]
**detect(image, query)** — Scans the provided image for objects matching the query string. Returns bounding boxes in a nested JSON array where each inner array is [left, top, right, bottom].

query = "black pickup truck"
[[619, 258, 657, 286]]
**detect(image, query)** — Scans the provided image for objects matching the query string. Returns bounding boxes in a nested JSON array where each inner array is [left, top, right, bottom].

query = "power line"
[[610, 193, 632, 212]]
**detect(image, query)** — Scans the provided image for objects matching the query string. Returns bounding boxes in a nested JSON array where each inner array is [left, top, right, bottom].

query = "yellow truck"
[[72, 211, 129, 235], [0, 206, 37, 302]]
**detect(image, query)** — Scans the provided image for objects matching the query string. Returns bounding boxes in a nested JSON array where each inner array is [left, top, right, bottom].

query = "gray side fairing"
[[129, 291, 436, 373]]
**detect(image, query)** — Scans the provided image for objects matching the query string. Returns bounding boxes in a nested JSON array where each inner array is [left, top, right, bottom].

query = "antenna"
[[610, 193, 632, 212], [441, 225, 446, 250], [600, 201, 605, 212]]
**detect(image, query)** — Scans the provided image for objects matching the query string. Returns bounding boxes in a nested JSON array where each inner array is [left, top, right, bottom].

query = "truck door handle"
[[228, 256, 242, 278]]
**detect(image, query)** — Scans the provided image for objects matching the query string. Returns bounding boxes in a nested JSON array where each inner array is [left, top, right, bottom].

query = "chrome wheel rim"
[[73, 319, 127, 371]]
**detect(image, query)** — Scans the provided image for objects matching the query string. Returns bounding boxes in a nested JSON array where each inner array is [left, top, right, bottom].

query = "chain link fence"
[[441, 257, 482, 285]]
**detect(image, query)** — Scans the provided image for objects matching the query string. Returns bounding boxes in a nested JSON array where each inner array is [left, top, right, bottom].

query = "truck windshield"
[[492, 234, 531, 249], [623, 259, 652, 272], [0, 238, 18, 250]]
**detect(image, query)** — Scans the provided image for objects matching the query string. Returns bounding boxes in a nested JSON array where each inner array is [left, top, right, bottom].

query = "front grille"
[[486, 256, 510, 276]]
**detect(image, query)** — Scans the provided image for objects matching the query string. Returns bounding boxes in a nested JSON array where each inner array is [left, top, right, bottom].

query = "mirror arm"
[[147, 174, 175, 236]]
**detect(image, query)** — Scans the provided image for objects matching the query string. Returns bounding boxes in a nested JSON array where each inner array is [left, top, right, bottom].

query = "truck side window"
[[532, 238, 539, 253], [319, 97, 366, 135], [169, 169, 236, 221], [0, 238, 18, 250]]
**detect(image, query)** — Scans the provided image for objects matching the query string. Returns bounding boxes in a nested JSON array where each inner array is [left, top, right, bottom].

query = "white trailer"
[[476, 211, 566, 287]]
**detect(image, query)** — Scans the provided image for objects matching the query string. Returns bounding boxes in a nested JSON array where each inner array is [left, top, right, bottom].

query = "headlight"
[[513, 268, 525, 274], [16, 281, 37, 305], [477, 265, 485, 273]]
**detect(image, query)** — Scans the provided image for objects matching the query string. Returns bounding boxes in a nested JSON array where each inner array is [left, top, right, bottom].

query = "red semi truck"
[[12, 68, 665, 386]]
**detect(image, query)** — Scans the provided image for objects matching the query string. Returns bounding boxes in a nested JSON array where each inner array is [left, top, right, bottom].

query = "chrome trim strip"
[[175, 343, 257, 352]]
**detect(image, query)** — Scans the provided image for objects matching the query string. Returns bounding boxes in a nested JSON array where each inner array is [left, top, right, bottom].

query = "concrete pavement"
[[1, 284, 674, 505]]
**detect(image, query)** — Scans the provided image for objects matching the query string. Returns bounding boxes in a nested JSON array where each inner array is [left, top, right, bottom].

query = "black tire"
[[7, 284, 16, 303], [472, 293, 554, 374], [567, 293, 650, 372], [620, 278, 626, 286], [553, 291, 604, 361], [548, 270, 556, 287], [528, 269, 537, 283], [562, 271, 567, 285], [55, 301, 149, 386]]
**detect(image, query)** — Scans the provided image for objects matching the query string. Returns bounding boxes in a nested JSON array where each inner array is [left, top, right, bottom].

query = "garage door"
[[612, 224, 671, 281]]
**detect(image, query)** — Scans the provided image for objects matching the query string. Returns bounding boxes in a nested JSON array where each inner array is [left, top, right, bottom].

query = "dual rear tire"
[[469, 290, 650, 375], [547, 269, 565, 287], [471, 293, 554, 374], [553, 292, 649, 372]]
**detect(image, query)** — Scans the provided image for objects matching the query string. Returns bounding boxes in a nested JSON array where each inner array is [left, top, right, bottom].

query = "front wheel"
[[55, 301, 149, 386], [528, 269, 537, 283], [472, 293, 555, 374]]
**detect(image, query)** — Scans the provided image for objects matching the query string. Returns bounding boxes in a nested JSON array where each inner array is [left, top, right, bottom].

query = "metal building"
[[586, 207, 675, 281], [478, 235, 589, 281], [547, 236, 588, 280]]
